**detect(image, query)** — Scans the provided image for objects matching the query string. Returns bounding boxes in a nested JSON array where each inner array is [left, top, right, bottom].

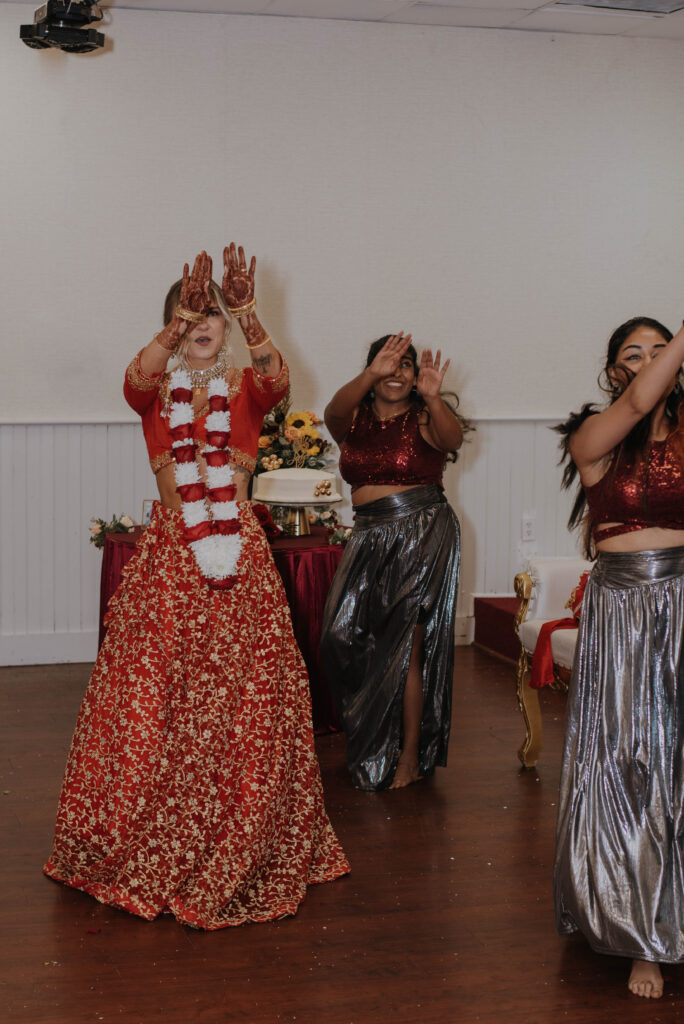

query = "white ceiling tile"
[[27, 0, 684, 37], [621, 5, 684, 32], [384, 5, 531, 25], [108, 0, 271, 9], [399, 0, 542, 8], [217, 0, 271, 8], [512, 6, 663, 31], [264, 0, 413, 19], [217, 0, 272, 8]]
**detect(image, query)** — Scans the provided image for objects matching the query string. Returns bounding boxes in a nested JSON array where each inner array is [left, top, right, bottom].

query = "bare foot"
[[628, 960, 663, 999], [389, 758, 423, 789]]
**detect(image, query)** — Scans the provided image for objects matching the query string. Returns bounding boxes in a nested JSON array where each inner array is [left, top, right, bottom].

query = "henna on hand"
[[155, 319, 185, 352], [222, 243, 256, 309], [240, 311, 270, 348], [180, 251, 213, 315]]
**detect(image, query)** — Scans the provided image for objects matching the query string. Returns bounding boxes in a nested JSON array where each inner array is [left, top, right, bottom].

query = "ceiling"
[[12, 0, 684, 39]]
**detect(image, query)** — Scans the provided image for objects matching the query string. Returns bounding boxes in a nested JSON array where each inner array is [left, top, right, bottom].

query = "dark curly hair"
[[554, 316, 683, 557]]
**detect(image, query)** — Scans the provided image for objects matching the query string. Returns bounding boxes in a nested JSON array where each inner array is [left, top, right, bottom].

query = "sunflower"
[[286, 410, 314, 431]]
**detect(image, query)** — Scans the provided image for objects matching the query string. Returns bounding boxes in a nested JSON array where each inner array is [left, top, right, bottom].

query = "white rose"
[[120, 515, 134, 528]]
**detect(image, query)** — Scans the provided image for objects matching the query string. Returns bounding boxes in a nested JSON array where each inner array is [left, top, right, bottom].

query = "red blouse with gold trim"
[[124, 350, 289, 475]]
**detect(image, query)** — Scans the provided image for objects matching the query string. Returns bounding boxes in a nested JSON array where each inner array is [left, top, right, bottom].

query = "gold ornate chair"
[[514, 558, 591, 768]]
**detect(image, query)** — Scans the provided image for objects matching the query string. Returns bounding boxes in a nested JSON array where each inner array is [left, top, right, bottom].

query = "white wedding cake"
[[252, 468, 341, 505]]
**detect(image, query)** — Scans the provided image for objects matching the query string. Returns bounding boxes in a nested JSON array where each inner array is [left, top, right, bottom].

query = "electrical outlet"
[[521, 514, 536, 542]]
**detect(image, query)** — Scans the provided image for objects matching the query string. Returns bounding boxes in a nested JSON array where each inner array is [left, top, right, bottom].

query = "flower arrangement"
[[307, 508, 352, 545], [89, 514, 136, 549], [255, 399, 333, 475], [329, 526, 352, 545], [308, 507, 341, 530]]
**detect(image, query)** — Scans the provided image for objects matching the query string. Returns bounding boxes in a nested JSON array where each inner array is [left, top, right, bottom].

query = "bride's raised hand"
[[367, 332, 413, 381], [154, 251, 213, 352], [179, 250, 213, 317], [222, 243, 256, 310]]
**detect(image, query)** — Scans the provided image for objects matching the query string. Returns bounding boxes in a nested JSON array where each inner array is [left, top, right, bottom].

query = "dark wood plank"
[[1, 650, 681, 1023]]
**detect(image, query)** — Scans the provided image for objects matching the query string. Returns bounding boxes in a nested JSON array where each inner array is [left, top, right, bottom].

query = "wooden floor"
[[2, 648, 683, 1024]]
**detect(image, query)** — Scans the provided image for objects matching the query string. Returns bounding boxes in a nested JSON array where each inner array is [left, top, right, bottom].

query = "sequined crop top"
[[338, 403, 446, 488], [585, 433, 684, 542]]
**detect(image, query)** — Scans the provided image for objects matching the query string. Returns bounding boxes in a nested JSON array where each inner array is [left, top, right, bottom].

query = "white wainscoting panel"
[[446, 419, 580, 636], [0, 423, 153, 665], [0, 419, 580, 665]]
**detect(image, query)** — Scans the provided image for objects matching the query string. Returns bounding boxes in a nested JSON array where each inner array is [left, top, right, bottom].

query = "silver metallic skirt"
[[554, 545, 684, 962], [320, 485, 460, 791]]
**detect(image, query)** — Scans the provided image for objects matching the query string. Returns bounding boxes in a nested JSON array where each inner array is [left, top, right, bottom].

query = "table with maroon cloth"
[[98, 525, 343, 733]]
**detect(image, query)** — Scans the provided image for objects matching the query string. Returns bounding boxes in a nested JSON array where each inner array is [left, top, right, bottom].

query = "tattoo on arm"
[[231, 465, 251, 485], [252, 354, 273, 375]]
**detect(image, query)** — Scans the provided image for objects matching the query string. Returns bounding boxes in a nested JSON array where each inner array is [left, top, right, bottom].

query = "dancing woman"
[[321, 332, 466, 791], [44, 246, 349, 929], [554, 316, 684, 998]]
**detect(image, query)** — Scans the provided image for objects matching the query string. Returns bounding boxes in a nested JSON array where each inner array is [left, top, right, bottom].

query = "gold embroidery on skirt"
[[43, 503, 349, 928]]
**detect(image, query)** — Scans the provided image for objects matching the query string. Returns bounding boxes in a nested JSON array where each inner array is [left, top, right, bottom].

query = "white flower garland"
[[168, 368, 242, 588]]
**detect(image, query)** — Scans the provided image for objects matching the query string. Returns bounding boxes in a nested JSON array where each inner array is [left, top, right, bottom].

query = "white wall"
[[2, 8, 684, 424], [1, 10, 682, 662]]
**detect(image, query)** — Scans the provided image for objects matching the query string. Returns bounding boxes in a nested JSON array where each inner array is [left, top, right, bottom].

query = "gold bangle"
[[228, 298, 257, 318], [153, 332, 178, 353], [175, 305, 205, 324], [245, 334, 271, 351]]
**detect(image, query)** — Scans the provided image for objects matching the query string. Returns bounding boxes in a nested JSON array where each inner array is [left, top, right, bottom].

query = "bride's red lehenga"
[[43, 353, 350, 929]]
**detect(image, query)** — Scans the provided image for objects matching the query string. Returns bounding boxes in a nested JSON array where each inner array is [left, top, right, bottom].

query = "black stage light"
[[20, 0, 105, 53]]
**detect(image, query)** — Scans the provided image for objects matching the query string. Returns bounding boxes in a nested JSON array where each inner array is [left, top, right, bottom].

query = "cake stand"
[[265, 495, 342, 537]]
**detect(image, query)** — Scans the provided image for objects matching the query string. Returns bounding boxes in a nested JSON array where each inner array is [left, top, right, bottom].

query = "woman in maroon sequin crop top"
[[332, 332, 463, 506], [321, 333, 468, 792], [558, 316, 684, 554], [553, 316, 684, 1000]]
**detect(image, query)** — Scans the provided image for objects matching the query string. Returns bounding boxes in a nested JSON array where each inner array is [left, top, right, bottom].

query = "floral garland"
[[168, 368, 241, 589]]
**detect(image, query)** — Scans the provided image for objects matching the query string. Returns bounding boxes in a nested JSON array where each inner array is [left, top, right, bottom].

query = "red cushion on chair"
[[529, 618, 577, 689]]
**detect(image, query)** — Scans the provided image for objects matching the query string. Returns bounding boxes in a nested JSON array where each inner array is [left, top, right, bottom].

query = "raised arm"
[[417, 348, 463, 452], [570, 323, 684, 476], [324, 333, 414, 443], [138, 251, 213, 377], [222, 243, 281, 379]]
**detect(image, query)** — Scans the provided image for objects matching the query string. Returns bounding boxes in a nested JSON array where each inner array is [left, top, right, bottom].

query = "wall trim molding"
[[0, 631, 99, 667]]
